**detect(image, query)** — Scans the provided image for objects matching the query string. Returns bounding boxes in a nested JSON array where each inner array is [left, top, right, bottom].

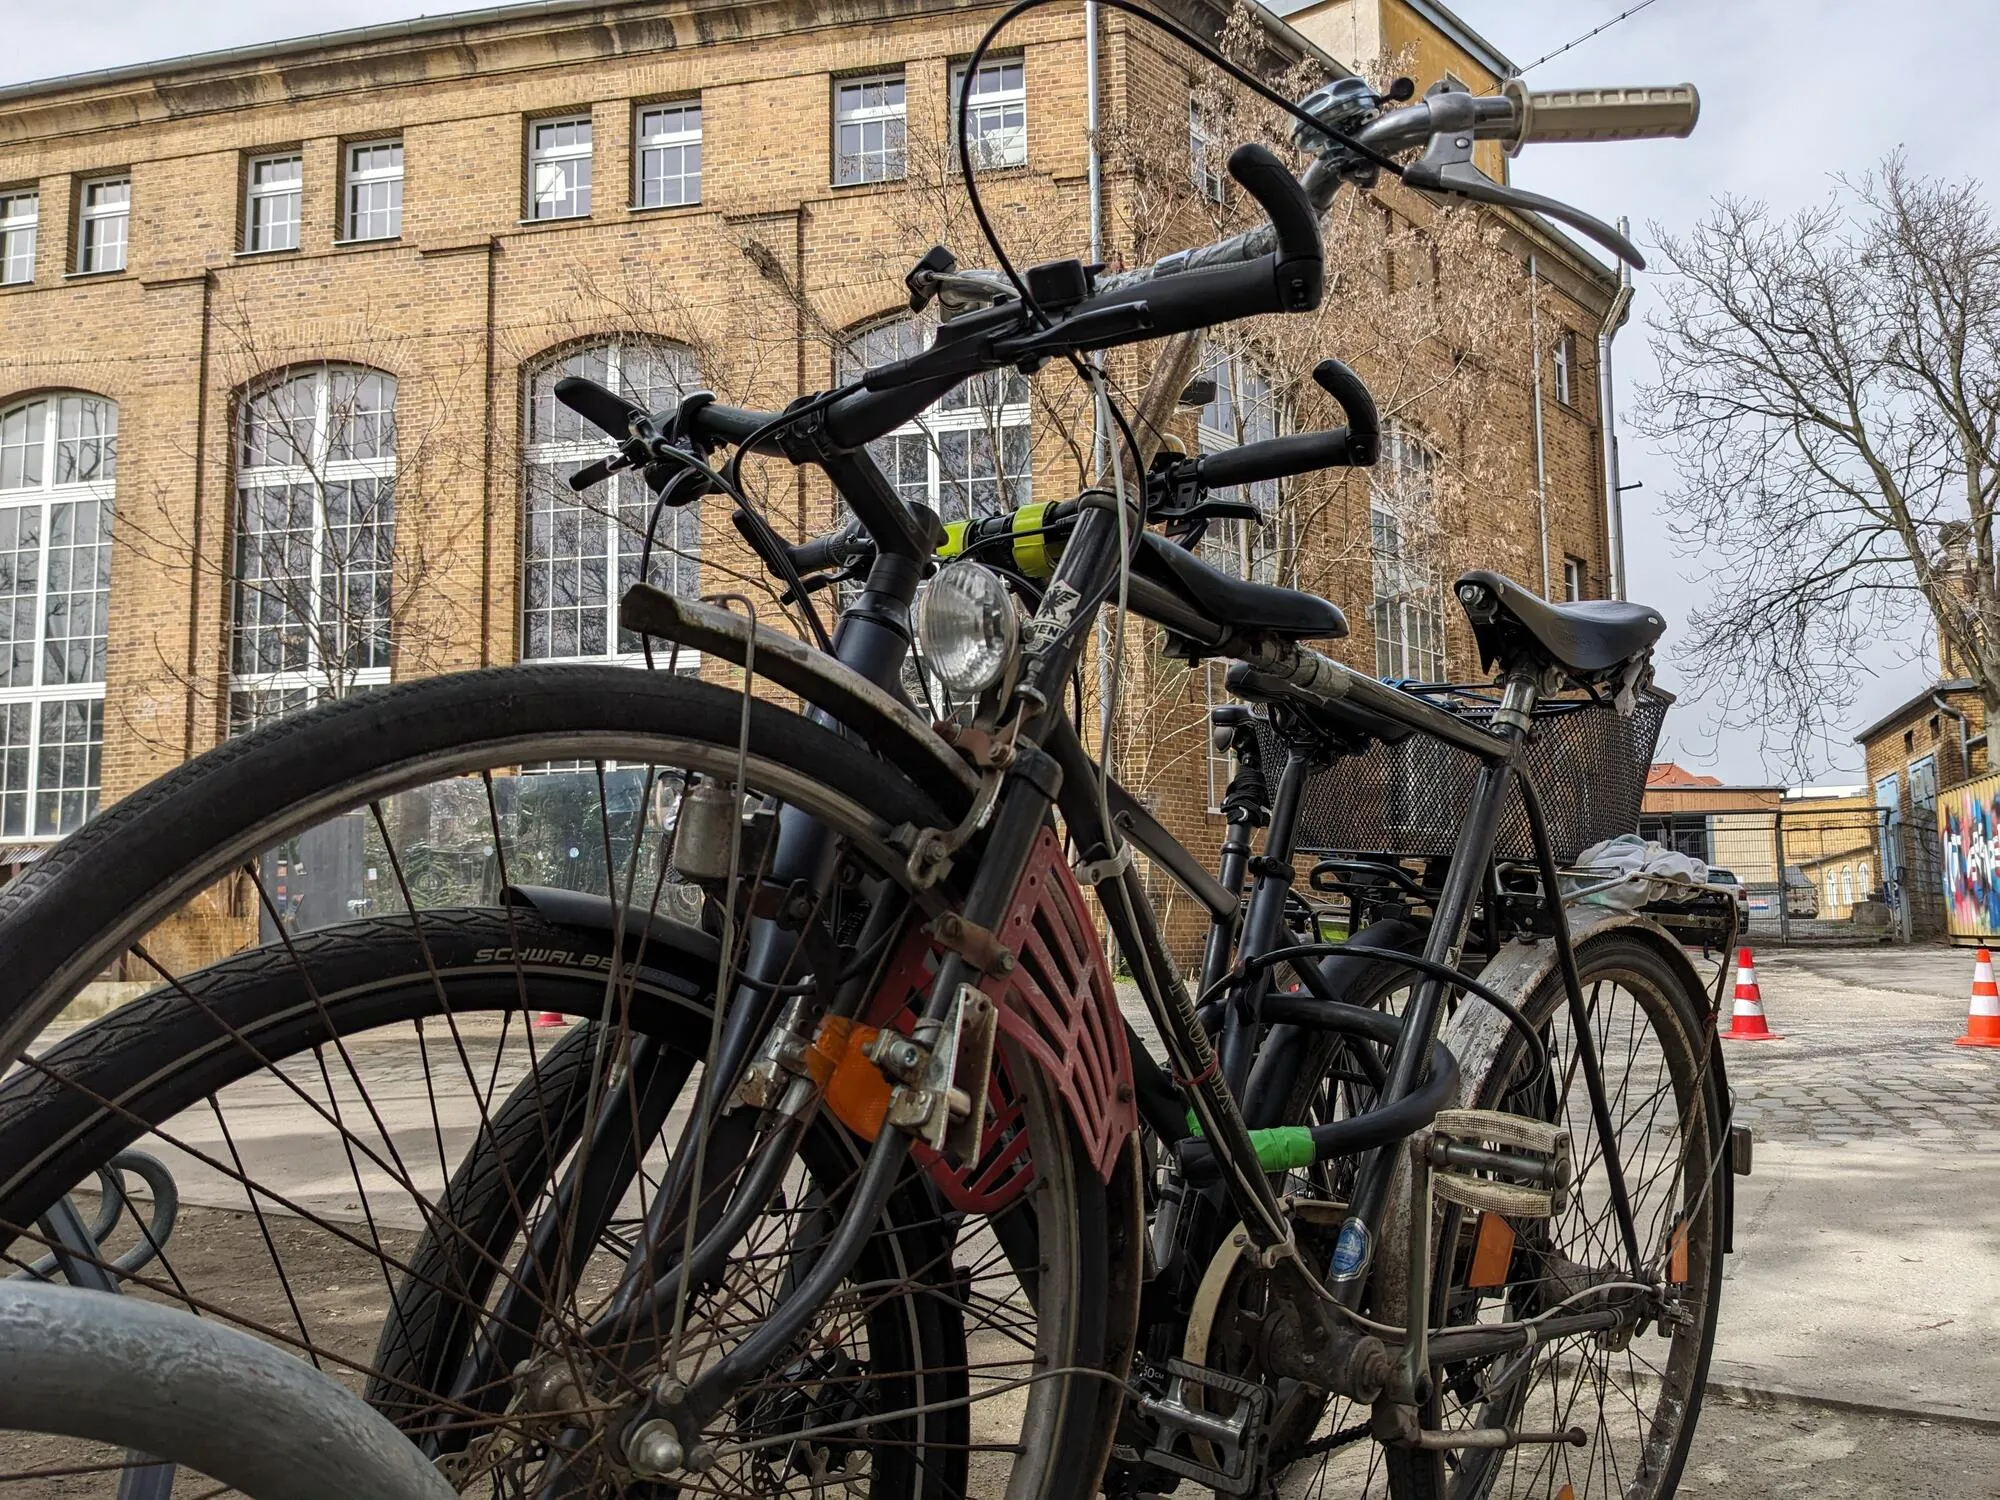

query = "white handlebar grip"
[[1501, 80, 1700, 154]]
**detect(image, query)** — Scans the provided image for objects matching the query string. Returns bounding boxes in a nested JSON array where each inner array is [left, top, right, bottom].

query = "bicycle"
[[0, 9, 1712, 1495]]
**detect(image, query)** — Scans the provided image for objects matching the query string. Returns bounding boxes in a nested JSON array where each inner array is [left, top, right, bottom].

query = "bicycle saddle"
[[1455, 569, 1663, 681], [1133, 532, 1348, 640]]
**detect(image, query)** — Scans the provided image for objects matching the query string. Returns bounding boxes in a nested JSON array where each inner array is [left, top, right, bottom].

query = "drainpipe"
[[1598, 215, 1635, 599], [1086, 0, 1103, 267], [1933, 691, 1974, 781], [1528, 254, 1550, 595]]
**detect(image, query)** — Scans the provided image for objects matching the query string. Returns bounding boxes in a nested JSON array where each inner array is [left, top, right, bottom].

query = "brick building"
[[1856, 677, 1988, 937], [0, 0, 1623, 946]]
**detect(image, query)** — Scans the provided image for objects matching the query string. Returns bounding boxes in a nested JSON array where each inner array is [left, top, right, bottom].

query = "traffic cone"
[[534, 1010, 568, 1029], [1720, 947, 1783, 1041], [1955, 948, 2000, 1048]]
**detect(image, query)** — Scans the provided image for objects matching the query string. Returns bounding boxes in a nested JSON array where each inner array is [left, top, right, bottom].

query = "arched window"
[[522, 341, 701, 662], [1841, 864, 1855, 906], [0, 392, 113, 836], [230, 365, 396, 733], [1194, 346, 1280, 583], [835, 316, 1031, 523], [1370, 424, 1445, 682], [1858, 859, 1871, 895]]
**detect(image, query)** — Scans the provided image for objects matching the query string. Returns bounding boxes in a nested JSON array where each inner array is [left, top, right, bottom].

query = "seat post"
[[1491, 671, 1541, 736]]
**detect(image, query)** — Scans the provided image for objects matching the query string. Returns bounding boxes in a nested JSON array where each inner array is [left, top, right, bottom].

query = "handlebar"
[[1499, 80, 1699, 153], [1193, 358, 1379, 490]]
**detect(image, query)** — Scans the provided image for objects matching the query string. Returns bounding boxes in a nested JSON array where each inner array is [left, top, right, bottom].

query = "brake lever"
[[1400, 116, 1645, 269]]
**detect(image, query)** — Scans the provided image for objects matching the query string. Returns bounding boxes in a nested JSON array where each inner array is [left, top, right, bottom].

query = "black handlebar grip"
[[1195, 430, 1354, 490], [553, 376, 647, 440], [1224, 143, 1324, 314], [1312, 358, 1379, 465]]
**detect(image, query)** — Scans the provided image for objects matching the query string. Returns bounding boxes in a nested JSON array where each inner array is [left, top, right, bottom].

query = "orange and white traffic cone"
[[1955, 947, 2000, 1048], [1720, 947, 1783, 1041], [534, 1010, 568, 1029]]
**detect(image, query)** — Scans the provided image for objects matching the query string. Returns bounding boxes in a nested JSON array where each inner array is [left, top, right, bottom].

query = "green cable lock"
[[1184, 1113, 1317, 1173]]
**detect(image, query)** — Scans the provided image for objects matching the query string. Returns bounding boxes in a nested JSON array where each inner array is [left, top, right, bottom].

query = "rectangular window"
[[528, 115, 593, 220], [635, 103, 701, 208], [1189, 97, 1224, 203], [1552, 331, 1576, 406], [33, 696, 100, 837], [834, 74, 906, 185], [954, 59, 1026, 170], [0, 192, 36, 286], [76, 176, 129, 274], [244, 153, 302, 253], [344, 140, 403, 241], [1563, 555, 1585, 601], [1371, 428, 1444, 681]]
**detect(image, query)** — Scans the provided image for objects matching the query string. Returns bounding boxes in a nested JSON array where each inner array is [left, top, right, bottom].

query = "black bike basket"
[[1278, 686, 1671, 865]]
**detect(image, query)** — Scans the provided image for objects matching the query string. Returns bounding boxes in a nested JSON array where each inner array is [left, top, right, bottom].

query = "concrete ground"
[[1694, 944, 2000, 1427]]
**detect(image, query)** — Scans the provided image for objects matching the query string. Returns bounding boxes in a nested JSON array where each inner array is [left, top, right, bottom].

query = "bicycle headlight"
[[917, 561, 1020, 698]]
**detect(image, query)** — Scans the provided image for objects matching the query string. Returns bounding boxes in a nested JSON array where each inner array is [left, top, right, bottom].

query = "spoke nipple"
[[686, 1441, 718, 1473], [627, 1419, 684, 1478], [651, 1375, 687, 1407]]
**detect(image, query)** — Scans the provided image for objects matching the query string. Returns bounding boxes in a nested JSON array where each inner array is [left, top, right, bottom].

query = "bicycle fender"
[[619, 584, 978, 814]]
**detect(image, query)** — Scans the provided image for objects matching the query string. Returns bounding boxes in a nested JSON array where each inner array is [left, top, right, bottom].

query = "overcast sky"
[[6, 1, 1992, 788]]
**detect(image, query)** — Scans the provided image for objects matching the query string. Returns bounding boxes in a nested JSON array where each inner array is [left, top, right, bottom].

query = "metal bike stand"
[[37, 1191, 177, 1500]]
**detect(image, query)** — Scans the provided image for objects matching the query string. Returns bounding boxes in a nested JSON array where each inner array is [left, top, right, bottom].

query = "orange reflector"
[[1468, 1211, 1516, 1289], [811, 1016, 891, 1141], [1557, 1486, 1574, 1500], [1666, 1220, 1690, 1284]]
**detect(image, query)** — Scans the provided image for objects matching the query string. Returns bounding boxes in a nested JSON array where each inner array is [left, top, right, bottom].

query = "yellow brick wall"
[[0, 0, 1617, 966]]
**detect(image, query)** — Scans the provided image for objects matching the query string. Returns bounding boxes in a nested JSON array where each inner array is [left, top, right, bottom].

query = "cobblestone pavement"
[[1697, 947, 2000, 1146]]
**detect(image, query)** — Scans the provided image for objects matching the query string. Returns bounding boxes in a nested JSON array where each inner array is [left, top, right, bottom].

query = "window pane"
[[33, 697, 101, 836], [0, 191, 37, 286], [0, 400, 45, 492]]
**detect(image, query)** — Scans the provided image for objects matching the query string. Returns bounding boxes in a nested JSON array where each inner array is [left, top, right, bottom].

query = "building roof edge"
[[1852, 677, 1978, 747]]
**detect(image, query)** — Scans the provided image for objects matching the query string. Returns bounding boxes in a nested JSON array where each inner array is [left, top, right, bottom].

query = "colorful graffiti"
[[1941, 771, 2000, 942]]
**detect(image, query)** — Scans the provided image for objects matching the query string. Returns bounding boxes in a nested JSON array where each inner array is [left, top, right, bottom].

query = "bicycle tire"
[[0, 667, 1121, 1499], [1384, 925, 1726, 1500], [0, 910, 1118, 1499]]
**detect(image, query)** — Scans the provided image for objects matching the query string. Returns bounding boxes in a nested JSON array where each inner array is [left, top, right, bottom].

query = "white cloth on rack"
[[1567, 833, 1711, 910]]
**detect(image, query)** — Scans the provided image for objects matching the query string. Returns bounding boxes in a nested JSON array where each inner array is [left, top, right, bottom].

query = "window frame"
[[1562, 554, 1585, 601], [951, 57, 1027, 171], [1552, 330, 1576, 407], [0, 391, 115, 838], [1194, 345, 1282, 584], [0, 190, 38, 286], [834, 314, 1033, 526], [1370, 425, 1446, 683], [342, 138, 404, 243], [1189, 95, 1225, 203], [242, 151, 304, 255], [633, 101, 702, 210], [526, 113, 594, 222], [74, 174, 130, 276], [520, 341, 704, 668], [228, 365, 398, 734], [833, 72, 908, 187]]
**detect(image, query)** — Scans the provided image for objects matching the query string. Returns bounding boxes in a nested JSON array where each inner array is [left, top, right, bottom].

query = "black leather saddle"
[[1455, 570, 1663, 682], [1133, 532, 1347, 641]]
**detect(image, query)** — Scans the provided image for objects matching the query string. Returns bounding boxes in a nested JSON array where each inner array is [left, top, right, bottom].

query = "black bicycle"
[[0, 17, 1718, 1500]]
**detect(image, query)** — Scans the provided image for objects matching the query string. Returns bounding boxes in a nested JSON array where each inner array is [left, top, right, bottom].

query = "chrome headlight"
[[917, 561, 1020, 698]]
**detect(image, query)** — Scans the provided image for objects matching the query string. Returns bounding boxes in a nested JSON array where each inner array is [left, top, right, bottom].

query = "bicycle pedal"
[[1137, 1358, 1272, 1497], [1426, 1109, 1569, 1218]]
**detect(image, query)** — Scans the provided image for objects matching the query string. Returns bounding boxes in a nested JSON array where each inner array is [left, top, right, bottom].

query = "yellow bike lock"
[[1011, 502, 1053, 579]]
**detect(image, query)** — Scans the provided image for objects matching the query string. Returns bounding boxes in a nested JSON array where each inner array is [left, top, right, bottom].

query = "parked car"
[[1708, 867, 1751, 925]]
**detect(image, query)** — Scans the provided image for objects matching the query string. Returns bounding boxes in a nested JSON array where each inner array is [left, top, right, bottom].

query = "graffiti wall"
[[1940, 771, 2000, 943]]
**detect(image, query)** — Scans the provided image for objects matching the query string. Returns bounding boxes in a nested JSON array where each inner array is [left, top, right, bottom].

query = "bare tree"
[[1641, 153, 2000, 768]]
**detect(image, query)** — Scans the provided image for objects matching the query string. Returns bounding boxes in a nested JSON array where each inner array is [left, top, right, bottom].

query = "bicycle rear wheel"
[[1387, 926, 1726, 1500], [0, 667, 1129, 1499]]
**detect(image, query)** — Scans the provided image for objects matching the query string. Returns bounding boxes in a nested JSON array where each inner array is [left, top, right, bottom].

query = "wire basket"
[[1270, 686, 1671, 866]]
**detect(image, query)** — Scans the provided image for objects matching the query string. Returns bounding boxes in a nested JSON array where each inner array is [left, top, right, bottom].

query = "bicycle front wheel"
[[0, 666, 1129, 1499]]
